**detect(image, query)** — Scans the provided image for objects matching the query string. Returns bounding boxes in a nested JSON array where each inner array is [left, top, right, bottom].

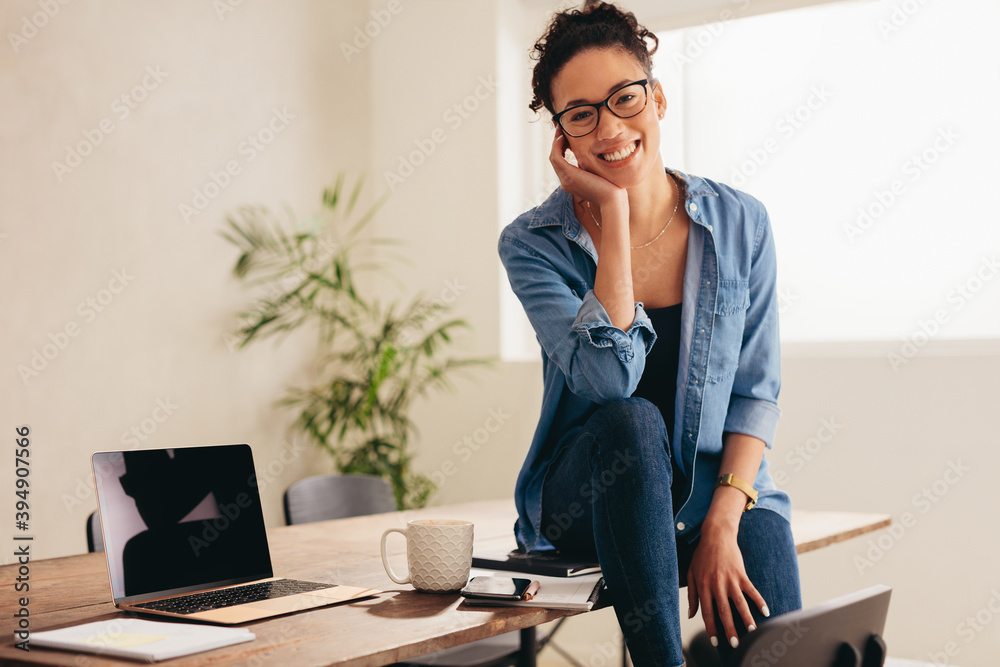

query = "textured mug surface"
[[380, 519, 474, 592]]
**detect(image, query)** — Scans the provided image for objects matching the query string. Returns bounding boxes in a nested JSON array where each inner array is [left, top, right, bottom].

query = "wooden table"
[[0, 500, 890, 666]]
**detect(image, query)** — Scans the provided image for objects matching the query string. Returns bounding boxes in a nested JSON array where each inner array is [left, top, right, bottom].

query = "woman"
[[497, 3, 802, 665]]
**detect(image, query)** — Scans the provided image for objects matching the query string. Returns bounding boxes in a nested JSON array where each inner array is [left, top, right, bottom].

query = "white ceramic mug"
[[380, 519, 474, 593]]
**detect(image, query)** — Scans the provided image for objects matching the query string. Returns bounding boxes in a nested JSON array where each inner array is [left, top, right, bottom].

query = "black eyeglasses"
[[552, 79, 650, 138]]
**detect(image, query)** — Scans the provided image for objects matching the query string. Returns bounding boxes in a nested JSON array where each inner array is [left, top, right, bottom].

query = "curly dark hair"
[[528, 1, 659, 116]]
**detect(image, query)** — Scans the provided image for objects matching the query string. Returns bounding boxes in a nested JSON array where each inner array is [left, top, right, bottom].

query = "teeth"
[[601, 141, 637, 162]]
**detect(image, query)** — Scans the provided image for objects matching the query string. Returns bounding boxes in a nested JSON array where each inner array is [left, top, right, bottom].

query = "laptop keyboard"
[[132, 579, 335, 615]]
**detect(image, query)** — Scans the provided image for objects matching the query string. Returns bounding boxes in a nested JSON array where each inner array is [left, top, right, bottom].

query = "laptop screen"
[[93, 444, 273, 602]]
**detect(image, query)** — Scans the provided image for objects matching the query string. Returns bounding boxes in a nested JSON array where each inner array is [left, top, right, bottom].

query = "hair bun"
[[529, 2, 658, 115]]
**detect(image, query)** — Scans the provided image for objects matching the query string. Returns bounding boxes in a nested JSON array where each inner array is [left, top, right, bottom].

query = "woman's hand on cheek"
[[686, 527, 769, 650], [549, 127, 625, 210]]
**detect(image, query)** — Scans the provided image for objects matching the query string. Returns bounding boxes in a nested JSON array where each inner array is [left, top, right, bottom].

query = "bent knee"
[[591, 397, 667, 439], [589, 397, 669, 455]]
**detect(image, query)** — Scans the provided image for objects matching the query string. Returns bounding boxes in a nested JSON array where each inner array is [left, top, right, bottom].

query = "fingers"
[[699, 578, 767, 649], [548, 128, 566, 169], [729, 585, 757, 636], [699, 586, 719, 647], [686, 571, 698, 619], [747, 583, 770, 620]]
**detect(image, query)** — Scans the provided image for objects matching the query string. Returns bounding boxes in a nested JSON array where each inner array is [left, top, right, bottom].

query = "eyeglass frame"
[[552, 78, 653, 138]]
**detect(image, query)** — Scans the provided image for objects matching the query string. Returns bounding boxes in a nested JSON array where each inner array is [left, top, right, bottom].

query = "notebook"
[[461, 569, 605, 611], [32, 618, 254, 662], [92, 443, 379, 624], [471, 549, 601, 577]]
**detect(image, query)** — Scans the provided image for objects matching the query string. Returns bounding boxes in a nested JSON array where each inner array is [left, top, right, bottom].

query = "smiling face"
[[550, 47, 666, 190]]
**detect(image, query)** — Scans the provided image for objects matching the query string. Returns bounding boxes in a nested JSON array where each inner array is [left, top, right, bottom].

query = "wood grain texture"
[[0, 501, 890, 666]]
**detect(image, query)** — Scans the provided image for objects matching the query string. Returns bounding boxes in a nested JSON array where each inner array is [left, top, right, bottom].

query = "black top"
[[632, 302, 683, 442]]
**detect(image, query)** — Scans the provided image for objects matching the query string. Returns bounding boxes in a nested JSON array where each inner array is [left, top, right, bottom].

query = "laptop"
[[728, 585, 892, 666], [92, 443, 380, 624]]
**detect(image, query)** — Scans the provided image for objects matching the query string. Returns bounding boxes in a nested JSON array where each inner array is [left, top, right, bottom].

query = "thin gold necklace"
[[585, 174, 679, 250]]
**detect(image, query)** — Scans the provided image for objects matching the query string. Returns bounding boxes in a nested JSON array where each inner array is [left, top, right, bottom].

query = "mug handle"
[[380, 527, 410, 584]]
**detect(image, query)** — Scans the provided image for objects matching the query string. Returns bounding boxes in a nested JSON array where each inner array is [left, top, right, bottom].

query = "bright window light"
[[656, 0, 1000, 344]]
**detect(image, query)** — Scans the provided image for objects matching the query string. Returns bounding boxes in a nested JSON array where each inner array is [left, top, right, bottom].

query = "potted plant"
[[223, 175, 485, 509]]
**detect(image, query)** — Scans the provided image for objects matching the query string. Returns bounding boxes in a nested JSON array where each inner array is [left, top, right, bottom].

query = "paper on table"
[[31, 618, 254, 662], [84, 632, 168, 649]]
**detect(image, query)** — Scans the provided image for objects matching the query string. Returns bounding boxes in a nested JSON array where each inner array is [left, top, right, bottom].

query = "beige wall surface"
[[2, 1, 998, 665], [1, 0, 376, 553]]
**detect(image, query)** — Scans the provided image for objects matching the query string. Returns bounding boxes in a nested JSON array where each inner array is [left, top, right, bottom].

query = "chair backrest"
[[86, 510, 105, 553], [283, 474, 397, 525], [731, 585, 891, 667]]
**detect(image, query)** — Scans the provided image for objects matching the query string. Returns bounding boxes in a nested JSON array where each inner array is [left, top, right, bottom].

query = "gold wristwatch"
[[715, 473, 758, 512]]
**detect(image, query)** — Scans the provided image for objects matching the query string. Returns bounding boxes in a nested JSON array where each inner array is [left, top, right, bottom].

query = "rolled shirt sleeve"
[[499, 234, 656, 404]]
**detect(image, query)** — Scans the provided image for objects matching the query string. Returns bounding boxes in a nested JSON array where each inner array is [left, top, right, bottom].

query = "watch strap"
[[715, 473, 758, 511]]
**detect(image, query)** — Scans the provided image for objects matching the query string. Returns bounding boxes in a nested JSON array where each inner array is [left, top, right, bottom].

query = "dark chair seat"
[[86, 510, 104, 553]]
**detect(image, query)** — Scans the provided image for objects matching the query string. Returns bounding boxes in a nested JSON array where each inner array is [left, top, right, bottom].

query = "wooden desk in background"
[[0, 500, 890, 666]]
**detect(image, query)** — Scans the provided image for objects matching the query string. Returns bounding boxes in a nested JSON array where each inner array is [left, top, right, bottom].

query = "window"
[[500, 0, 999, 361], [655, 0, 1000, 345]]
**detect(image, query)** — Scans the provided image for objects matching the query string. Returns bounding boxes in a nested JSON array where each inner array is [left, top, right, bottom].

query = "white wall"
[[3, 0, 997, 664], [1, 0, 375, 555]]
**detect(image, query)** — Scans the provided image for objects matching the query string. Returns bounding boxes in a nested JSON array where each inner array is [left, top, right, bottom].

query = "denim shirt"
[[498, 168, 791, 551]]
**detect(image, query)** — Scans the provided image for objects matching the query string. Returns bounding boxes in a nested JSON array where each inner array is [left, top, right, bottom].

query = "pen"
[[522, 581, 541, 601]]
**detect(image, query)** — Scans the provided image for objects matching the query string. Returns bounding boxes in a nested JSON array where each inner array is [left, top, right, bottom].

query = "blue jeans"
[[540, 398, 802, 667]]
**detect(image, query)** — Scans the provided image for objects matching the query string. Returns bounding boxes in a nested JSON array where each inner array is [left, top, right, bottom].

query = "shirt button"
[[689, 203, 698, 213], [677, 522, 686, 531]]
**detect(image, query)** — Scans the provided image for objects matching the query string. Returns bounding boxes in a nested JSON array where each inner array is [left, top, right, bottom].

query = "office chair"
[[283, 473, 397, 524], [86, 510, 104, 553], [282, 474, 569, 667]]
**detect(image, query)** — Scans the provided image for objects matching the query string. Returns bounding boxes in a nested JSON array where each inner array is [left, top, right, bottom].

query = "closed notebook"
[[471, 549, 601, 578], [461, 570, 605, 611], [31, 618, 254, 662]]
